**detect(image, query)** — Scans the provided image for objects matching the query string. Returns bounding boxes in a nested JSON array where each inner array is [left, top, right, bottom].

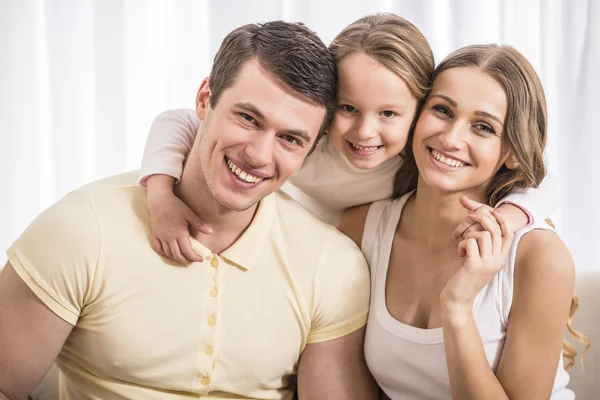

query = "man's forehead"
[[220, 61, 326, 138]]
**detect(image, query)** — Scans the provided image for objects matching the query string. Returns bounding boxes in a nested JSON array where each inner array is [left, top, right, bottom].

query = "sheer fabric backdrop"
[[1, 0, 598, 269]]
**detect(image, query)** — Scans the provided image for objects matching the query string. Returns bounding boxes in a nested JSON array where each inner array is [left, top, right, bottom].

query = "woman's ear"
[[196, 78, 211, 120], [504, 153, 520, 170]]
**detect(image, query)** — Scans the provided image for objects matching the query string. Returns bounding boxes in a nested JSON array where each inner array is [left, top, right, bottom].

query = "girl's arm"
[[139, 109, 200, 186], [140, 109, 210, 263], [453, 173, 561, 238], [496, 172, 560, 226]]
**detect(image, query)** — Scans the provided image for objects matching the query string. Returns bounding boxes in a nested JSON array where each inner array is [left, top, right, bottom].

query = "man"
[[0, 22, 376, 399]]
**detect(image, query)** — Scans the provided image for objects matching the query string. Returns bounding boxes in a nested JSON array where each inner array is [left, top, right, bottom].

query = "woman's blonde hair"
[[393, 44, 590, 368], [329, 13, 435, 103]]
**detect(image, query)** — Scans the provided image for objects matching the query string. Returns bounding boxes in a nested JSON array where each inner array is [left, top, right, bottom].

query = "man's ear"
[[196, 78, 211, 120], [504, 153, 520, 170]]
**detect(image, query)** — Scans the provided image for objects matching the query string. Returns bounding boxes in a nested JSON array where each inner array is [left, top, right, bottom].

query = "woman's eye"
[[432, 104, 451, 117], [339, 104, 357, 113], [381, 110, 396, 118], [475, 123, 496, 134]]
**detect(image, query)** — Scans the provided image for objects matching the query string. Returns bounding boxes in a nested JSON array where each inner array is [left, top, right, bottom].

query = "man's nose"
[[243, 132, 273, 168]]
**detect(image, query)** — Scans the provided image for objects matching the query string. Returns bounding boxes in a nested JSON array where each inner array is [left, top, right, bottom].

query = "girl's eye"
[[475, 123, 496, 135], [339, 104, 357, 113], [432, 104, 452, 117], [381, 110, 396, 118]]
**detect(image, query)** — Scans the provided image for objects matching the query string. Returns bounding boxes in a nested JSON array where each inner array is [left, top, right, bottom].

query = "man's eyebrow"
[[232, 102, 266, 121], [431, 94, 457, 107], [474, 111, 504, 125], [232, 102, 311, 142], [281, 129, 311, 143]]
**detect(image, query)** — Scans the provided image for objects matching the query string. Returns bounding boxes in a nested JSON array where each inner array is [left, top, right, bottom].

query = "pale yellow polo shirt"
[[8, 171, 369, 400]]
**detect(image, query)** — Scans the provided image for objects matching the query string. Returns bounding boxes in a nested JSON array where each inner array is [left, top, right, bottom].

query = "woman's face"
[[412, 66, 513, 195], [328, 52, 418, 170]]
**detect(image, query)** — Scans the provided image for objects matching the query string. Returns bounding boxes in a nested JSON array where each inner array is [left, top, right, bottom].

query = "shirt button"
[[209, 288, 218, 297], [201, 376, 211, 386], [208, 316, 216, 326], [205, 346, 214, 356], [210, 258, 219, 268]]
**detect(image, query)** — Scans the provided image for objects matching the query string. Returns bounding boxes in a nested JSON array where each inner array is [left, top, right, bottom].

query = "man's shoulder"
[[270, 190, 364, 254], [271, 190, 338, 232], [76, 170, 142, 196]]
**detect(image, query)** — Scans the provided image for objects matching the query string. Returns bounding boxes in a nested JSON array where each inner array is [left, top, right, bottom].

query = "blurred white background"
[[1, 0, 598, 269]]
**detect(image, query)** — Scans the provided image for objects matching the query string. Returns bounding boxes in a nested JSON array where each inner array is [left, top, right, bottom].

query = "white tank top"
[[361, 193, 573, 400]]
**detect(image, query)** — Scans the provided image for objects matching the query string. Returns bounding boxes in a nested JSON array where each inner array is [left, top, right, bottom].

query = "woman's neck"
[[401, 177, 487, 250]]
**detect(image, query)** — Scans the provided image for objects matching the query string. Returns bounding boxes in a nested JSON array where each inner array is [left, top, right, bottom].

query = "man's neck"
[[175, 170, 258, 255]]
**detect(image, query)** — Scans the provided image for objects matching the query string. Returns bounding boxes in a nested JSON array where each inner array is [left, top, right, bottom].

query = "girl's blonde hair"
[[393, 44, 590, 368], [329, 13, 435, 103]]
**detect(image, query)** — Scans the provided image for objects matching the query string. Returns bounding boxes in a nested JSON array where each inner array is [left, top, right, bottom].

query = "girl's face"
[[412, 66, 514, 196], [328, 52, 418, 170]]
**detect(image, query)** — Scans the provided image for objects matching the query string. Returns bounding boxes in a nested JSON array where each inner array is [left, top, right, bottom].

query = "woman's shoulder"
[[514, 227, 574, 283], [337, 204, 372, 248]]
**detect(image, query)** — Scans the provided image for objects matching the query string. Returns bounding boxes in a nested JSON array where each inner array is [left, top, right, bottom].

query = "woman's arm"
[[139, 109, 200, 186], [495, 230, 574, 398], [442, 212, 574, 399]]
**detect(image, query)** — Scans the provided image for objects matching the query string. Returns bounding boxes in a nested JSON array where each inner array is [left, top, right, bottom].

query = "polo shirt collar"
[[190, 193, 275, 271]]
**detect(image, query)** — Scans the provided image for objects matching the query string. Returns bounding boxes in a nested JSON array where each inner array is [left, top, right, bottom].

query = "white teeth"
[[227, 160, 264, 184], [430, 149, 465, 168], [350, 142, 380, 152]]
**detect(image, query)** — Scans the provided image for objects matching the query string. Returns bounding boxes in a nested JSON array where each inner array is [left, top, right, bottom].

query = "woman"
[[338, 44, 584, 399]]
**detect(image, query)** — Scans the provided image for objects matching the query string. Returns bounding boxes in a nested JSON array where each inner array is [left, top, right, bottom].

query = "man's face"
[[194, 58, 326, 212]]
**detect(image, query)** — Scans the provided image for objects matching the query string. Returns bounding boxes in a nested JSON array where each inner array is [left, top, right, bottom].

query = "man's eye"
[[381, 110, 396, 118], [339, 104, 357, 113], [283, 135, 301, 145], [240, 113, 257, 124]]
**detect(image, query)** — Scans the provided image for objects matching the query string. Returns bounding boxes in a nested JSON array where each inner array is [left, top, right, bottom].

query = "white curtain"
[[1, 0, 598, 269]]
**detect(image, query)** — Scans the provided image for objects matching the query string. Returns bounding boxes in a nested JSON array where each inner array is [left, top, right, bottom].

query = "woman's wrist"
[[440, 300, 474, 326]]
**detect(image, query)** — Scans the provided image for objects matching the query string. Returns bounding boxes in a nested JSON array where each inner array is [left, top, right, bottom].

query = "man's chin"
[[215, 195, 260, 213]]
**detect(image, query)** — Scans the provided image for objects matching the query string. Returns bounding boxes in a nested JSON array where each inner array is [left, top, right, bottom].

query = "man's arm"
[[0, 262, 73, 399], [297, 327, 378, 400]]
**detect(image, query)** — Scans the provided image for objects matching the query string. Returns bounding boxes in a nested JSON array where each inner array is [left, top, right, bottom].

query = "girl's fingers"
[[180, 237, 204, 263], [162, 240, 174, 259], [168, 240, 187, 263], [187, 213, 213, 235], [154, 238, 165, 256]]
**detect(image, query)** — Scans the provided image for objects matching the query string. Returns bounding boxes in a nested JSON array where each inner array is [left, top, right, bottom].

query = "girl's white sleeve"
[[139, 109, 200, 186], [495, 172, 560, 225]]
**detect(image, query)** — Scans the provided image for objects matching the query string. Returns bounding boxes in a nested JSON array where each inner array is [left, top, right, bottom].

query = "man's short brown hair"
[[209, 21, 337, 144]]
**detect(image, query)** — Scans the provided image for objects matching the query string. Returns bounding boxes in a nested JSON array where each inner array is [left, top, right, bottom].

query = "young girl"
[[338, 44, 587, 399], [140, 13, 558, 263]]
